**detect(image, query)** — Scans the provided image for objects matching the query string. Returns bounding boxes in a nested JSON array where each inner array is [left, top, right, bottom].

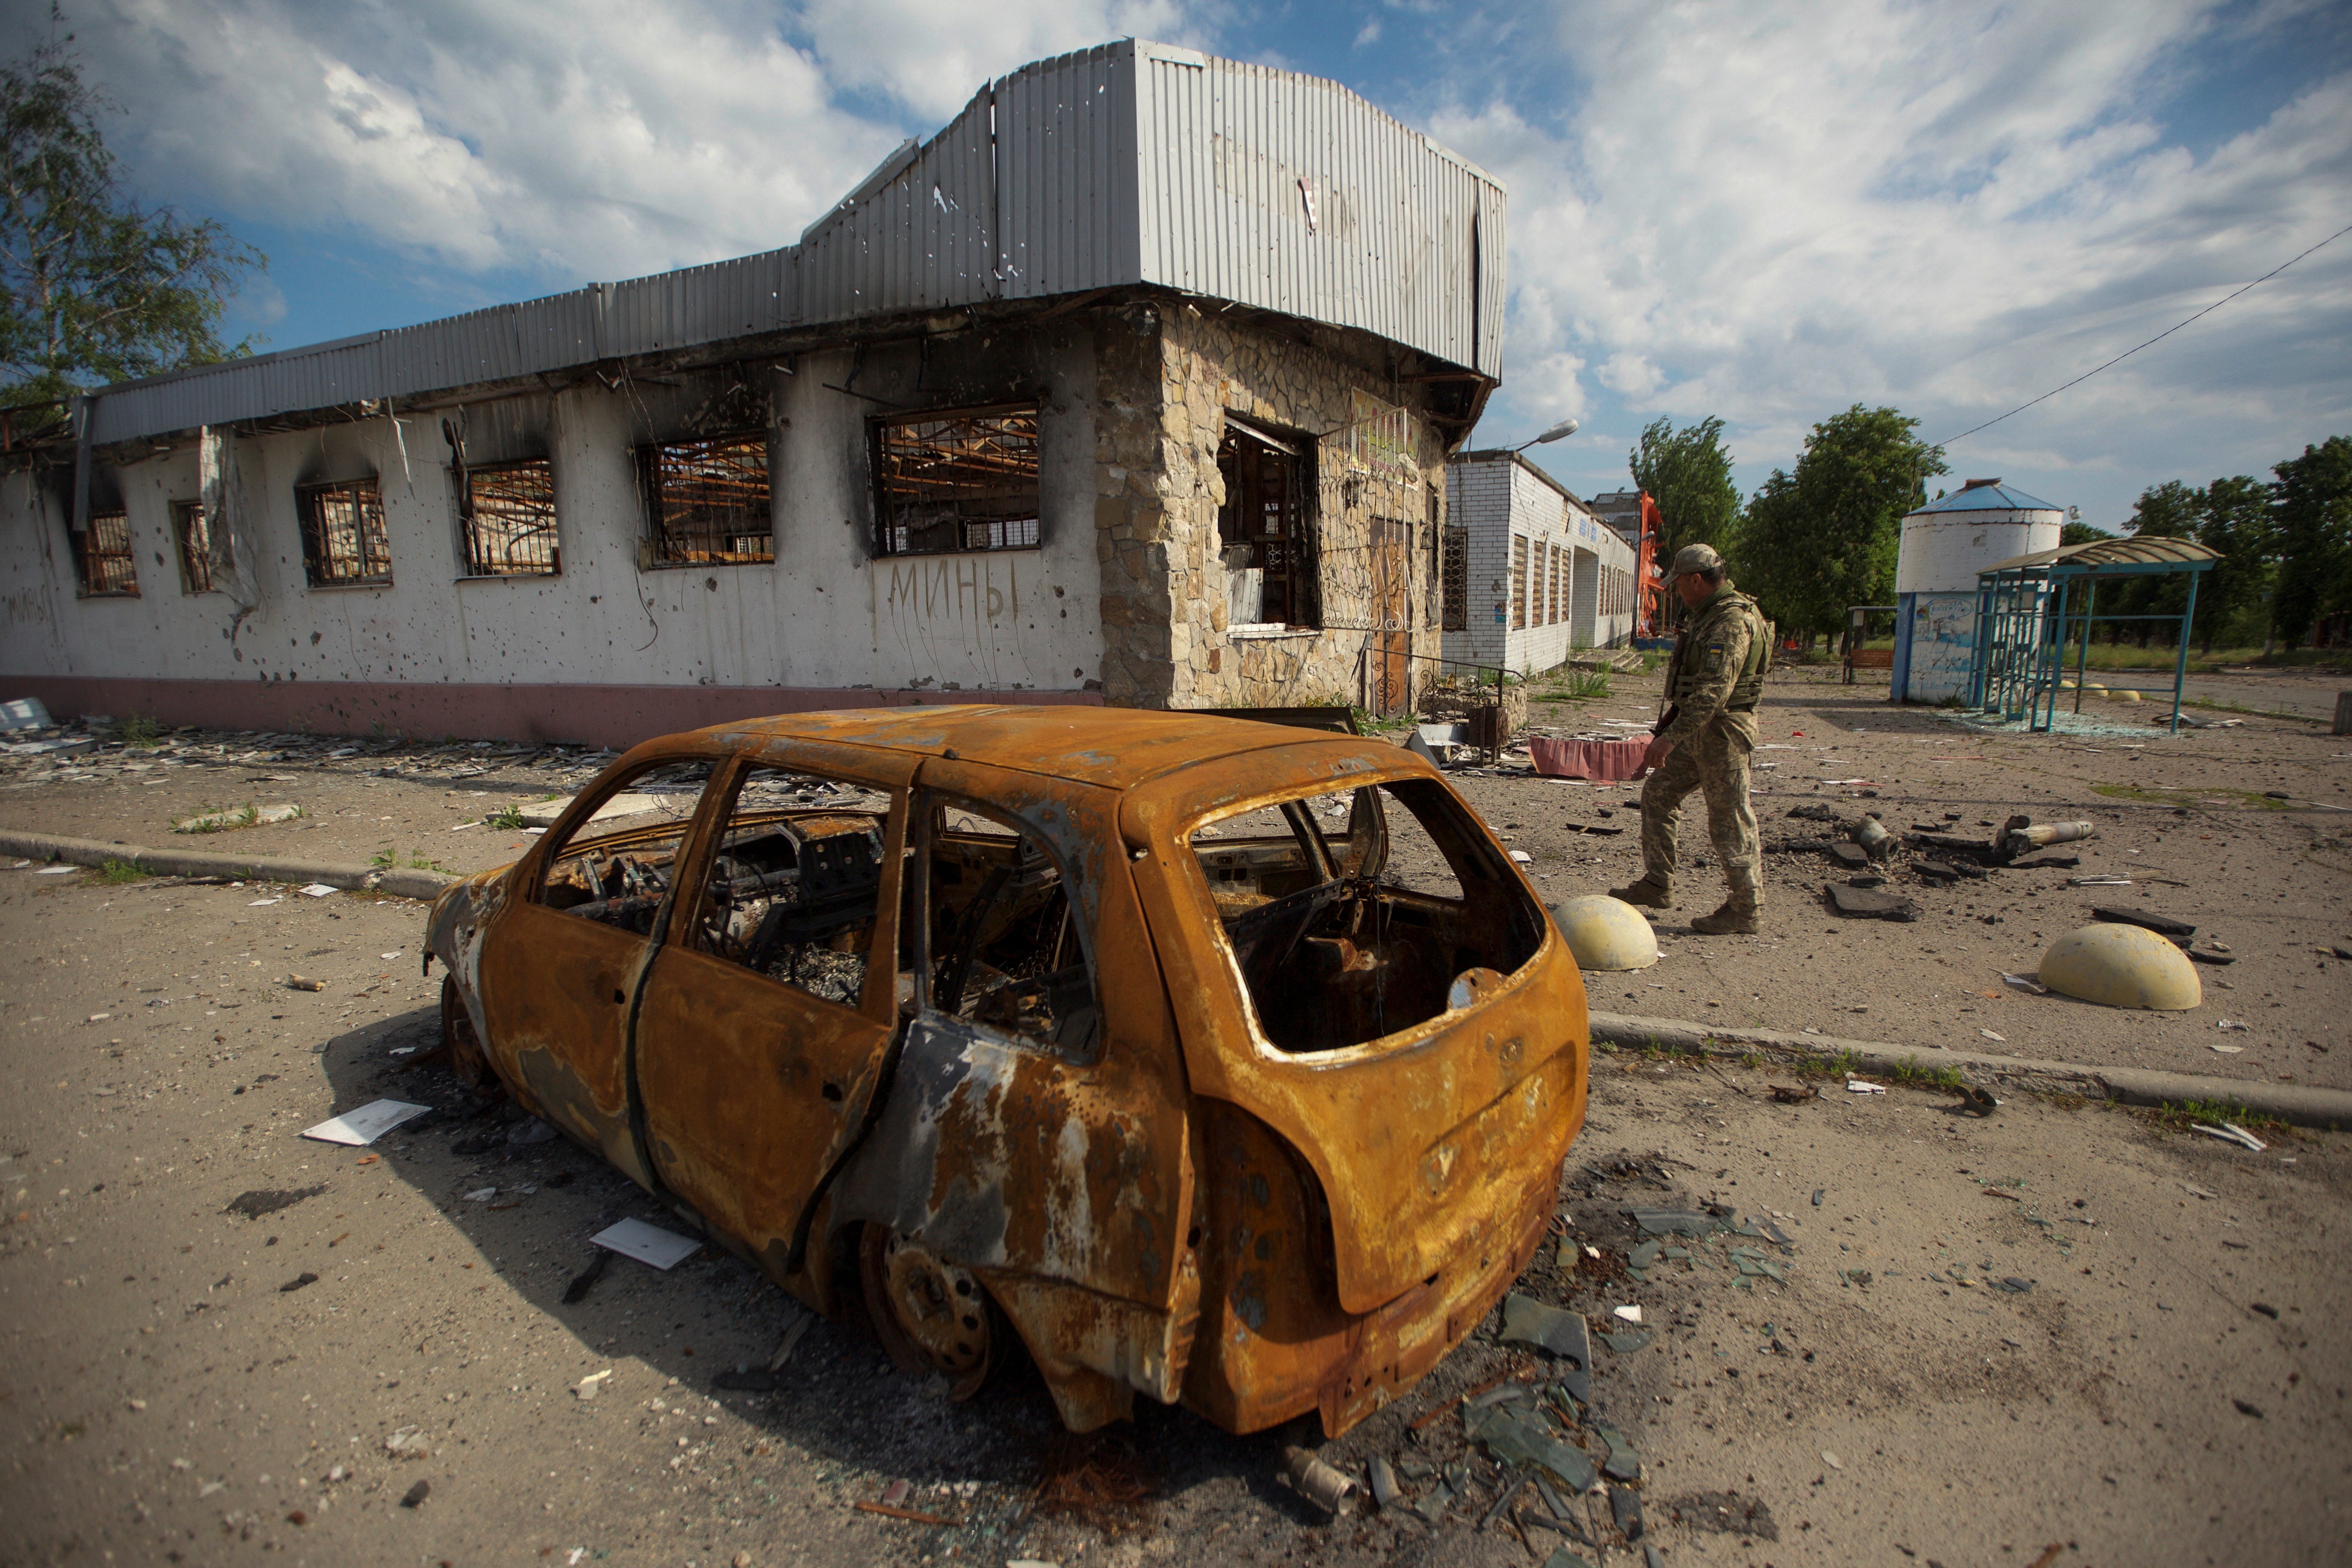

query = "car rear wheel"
[[440, 974, 500, 1097], [858, 1223, 999, 1400]]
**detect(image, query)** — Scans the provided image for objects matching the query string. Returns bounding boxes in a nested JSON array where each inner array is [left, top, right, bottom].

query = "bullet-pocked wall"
[[0, 320, 1115, 746]]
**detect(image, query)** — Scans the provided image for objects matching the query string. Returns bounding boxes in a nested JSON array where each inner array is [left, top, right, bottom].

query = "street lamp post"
[[1512, 418, 1580, 453]]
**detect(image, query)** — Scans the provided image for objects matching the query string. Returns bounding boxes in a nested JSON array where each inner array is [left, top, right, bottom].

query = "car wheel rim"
[[860, 1224, 996, 1400]]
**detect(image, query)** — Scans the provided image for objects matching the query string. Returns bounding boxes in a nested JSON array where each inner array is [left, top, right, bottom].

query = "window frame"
[[1510, 535, 1527, 630], [1215, 417, 1321, 629], [638, 430, 774, 568], [296, 477, 393, 588], [870, 402, 1042, 559], [455, 455, 562, 579], [171, 500, 215, 594], [70, 509, 139, 598], [1441, 525, 1469, 632]]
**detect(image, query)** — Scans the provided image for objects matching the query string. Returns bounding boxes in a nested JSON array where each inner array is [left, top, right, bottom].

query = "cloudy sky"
[[44, 0, 2352, 528]]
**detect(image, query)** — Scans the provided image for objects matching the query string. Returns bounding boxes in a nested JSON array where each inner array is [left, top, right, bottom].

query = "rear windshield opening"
[[1189, 778, 1544, 1054]]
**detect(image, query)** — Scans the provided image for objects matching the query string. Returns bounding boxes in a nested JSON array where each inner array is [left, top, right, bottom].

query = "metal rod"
[[2171, 568, 2199, 737]]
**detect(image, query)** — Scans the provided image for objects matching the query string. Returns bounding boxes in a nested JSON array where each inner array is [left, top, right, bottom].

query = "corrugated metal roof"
[[1908, 481, 2063, 515], [1981, 535, 2220, 575], [86, 39, 1503, 447]]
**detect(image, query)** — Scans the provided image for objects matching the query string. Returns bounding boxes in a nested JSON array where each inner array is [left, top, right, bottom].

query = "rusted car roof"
[[696, 705, 1364, 793]]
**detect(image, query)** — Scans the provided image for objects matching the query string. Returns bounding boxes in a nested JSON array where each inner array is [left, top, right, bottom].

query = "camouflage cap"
[[1669, 542, 1725, 577]]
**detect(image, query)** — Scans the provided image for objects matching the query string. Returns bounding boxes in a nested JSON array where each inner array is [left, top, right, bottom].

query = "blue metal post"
[[2170, 568, 2200, 736]]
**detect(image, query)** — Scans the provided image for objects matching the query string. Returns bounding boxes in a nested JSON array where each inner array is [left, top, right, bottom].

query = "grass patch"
[[1542, 669, 1614, 702], [2145, 1098, 2292, 1137], [485, 804, 529, 831], [2092, 784, 2290, 811], [176, 802, 260, 834], [1885, 1055, 1966, 1092], [116, 713, 164, 748], [1793, 1047, 1866, 1080], [92, 858, 148, 885]]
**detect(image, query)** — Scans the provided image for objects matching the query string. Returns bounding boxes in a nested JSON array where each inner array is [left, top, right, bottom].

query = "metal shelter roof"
[[1981, 535, 2219, 576], [80, 39, 1507, 448], [1908, 479, 2063, 515]]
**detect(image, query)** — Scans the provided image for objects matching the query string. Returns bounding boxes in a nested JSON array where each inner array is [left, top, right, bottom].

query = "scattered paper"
[[2070, 876, 2133, 887], [1822, 1451, 1844, 1471], [36, 865, 77, 875], [1978, 1028, 2006, 1043], [301, 1098, 431, 1146], [464, 1187, 497, 1202], [1845, 1077, 1887, 1095], [590, 1217, 701, 1271], [575, 1370, 612, 1401], [1612, 1305, 1643, 1323], [2216, 1018, 2251, 1032], [299, 883, 337, 898], [2209, 1043, 2245, 1054], [248, 897, 281, 907], [379, 951, 403, 961], [1509, 850, 1533, 864], [2194, 1123, 2267, 1152], [2000, 973, 2047, 996]]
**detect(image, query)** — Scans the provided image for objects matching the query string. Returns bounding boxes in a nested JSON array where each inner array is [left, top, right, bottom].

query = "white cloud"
[[74, 0, 1204, 283], [1353, 18, 1382, 48], [1434, 0, 2352, 514]]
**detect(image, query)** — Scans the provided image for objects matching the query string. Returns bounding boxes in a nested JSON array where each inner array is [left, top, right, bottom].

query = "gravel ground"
[[1, 855, 2343, 1565]]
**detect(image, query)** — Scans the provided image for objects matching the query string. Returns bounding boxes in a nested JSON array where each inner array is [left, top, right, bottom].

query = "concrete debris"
[[1826, 882, 1918, 921], [2193, 1123, 2267, 1152]]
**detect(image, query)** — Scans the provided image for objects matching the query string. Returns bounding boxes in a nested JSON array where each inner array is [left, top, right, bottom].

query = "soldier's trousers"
[[1638, 722, 1760, 903]]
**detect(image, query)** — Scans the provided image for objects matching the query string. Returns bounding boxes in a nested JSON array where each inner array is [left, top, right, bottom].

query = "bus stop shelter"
[[1972, 535, 2219, 735]]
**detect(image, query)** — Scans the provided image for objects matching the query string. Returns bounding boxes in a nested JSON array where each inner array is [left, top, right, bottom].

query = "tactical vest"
[[1669, 591, 1774, 712]]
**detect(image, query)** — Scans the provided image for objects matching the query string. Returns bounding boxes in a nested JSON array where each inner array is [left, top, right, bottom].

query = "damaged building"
[[0, 40, 1503, 746]]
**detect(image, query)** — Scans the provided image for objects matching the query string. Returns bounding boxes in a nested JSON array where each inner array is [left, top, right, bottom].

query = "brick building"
[[1440, 451, 1636, 680]]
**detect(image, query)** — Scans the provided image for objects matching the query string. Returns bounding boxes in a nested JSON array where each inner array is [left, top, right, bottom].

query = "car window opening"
[[697, 767, 897, 1008], [924, 799, 1099, 1058], [1190, 778, 1541, 1053], [540, 760, 713, 935]]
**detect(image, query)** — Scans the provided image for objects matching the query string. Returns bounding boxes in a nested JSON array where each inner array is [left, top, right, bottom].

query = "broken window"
[[920, 795, 1100, 1060], [1186, 778, 1542, 1055], [640, 432, 773, 565], [1510, 536, 1527, 630], [872, 406, 1040, 557], [297, 478, 392, 586], [1442, 526, 1467, 632], [172, 501, 214, 593], [539, 760, 714, 935], [70, 509, 138, 597], [1216, 418, 1319, 627], [458, 458, 560, 577], [689, 765, 896, 1011]]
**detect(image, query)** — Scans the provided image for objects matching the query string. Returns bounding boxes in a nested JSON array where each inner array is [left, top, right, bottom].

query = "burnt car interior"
[[922, 801, 1100, 1058], [693, 767, 896, 1009], [541, 760, 713, 935], [1189, 778, 1543, 1053]]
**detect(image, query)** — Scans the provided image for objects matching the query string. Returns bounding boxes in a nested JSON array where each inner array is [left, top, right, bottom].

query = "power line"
[[1935, 219, 2352, 449]]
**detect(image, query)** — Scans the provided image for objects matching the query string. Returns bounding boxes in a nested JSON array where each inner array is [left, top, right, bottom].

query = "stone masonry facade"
[[1091, 302, 1453, 710]]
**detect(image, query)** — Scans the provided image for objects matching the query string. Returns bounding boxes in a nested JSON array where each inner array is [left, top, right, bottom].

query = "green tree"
[[0, 27, 264, 429], [2269, 435, 2352, 648], [2195, 476, 2272, 653], [2059, 520, 2112, 547], [1628, 415, 1740, 560], [1733, 405, 1947, 637]]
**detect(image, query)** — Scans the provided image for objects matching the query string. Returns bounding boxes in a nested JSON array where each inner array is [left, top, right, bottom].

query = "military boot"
[[1607, 874, 1674, 910], [1690, 898, 1759, 935]]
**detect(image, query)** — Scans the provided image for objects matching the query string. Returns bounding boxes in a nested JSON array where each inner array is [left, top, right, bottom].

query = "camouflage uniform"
[[1639, 585, 1769, 908]]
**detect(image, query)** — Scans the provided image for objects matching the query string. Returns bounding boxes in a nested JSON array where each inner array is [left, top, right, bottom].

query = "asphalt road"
[[3, 863, 2344, 1566]]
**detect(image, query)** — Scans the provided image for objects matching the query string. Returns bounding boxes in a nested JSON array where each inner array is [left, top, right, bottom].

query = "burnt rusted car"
[[426, 707, 1588, 1435]]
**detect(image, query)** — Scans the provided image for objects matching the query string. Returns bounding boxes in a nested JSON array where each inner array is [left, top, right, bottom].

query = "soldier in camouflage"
[[1608, 542, 1773, 935]]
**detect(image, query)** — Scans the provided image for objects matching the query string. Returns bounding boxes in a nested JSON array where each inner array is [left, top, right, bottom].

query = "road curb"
[[1587, 1010, 2352, 1131], [0, 828, 457, 903]]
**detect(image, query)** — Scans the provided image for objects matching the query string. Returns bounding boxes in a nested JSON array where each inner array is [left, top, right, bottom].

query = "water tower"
[[1891, 479, 2065, 703]]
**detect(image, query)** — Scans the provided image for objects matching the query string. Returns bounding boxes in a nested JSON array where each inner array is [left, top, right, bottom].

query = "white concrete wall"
[[1441, 454, 1635, 679], [0, 330, 1109, 713]]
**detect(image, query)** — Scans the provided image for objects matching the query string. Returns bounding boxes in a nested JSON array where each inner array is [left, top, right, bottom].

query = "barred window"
[[172, 501, 214, 593], [71, 509, 139, 597], [1510, 536, 1527, 630], [298, 478, 393, 586], [874, 407, 1041, 557], [460, 458, 561, 577], [1549, 544, 1563, 625], [641, 433, 772, 566], [1441, 526, 1468, 631]]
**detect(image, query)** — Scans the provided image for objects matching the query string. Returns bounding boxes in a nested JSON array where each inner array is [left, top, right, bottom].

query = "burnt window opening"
[[172, 501, 214, 593], [71, 509, 138, 597], [458, 458, 561, 577], [640, 432, 772, 566], [298, 478, 393, 587], [1441, 526, 1468, 631], [873, 406, 1041, 557], [1216, 420, 1319, 628]]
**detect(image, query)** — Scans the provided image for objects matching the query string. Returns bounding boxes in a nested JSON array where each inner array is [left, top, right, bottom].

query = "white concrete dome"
[[1551, 895, 1660, 971], [2039, 923, 2201, 1011]]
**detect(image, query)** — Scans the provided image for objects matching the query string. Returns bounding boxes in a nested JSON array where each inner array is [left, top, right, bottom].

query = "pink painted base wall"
[[2, 676, 1104, 748]]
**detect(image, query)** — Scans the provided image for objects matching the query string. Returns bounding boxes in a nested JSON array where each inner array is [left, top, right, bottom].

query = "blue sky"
[[51, 0, 2352, 529]]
